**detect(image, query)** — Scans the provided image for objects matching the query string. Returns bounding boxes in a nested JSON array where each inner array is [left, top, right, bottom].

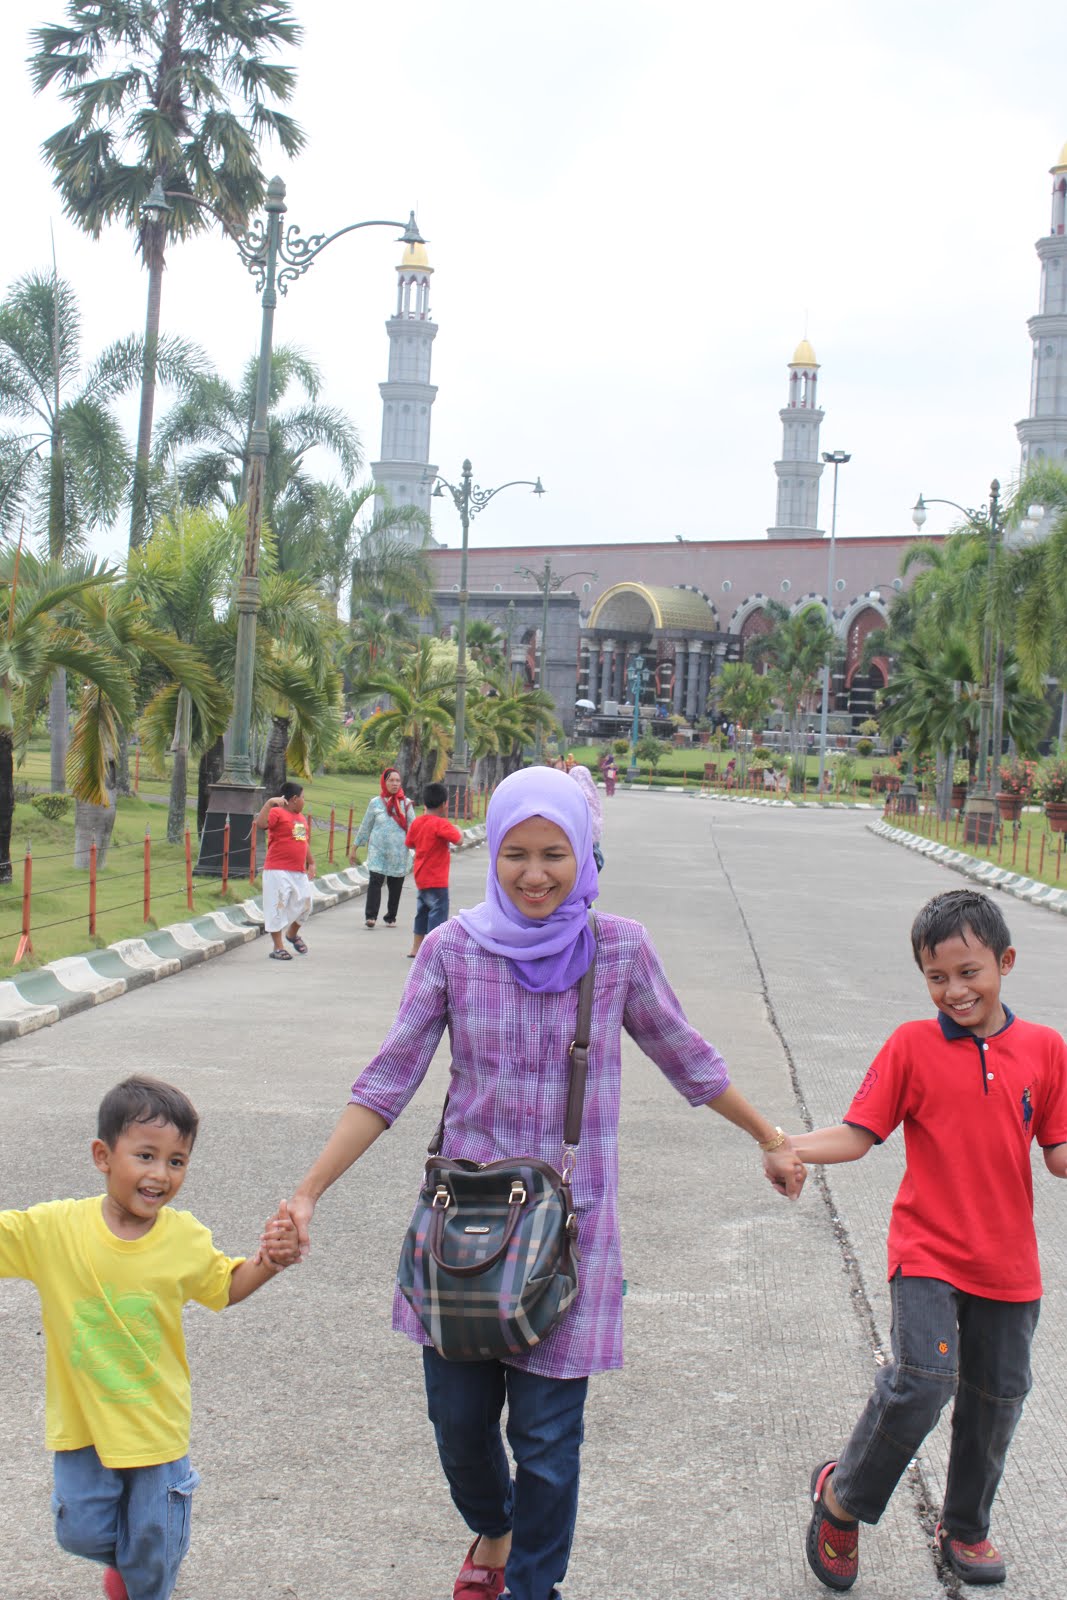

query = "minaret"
[[1017, 140, 1067, 472], [370, 239, 438, 527], [767, 338, 825, 539]]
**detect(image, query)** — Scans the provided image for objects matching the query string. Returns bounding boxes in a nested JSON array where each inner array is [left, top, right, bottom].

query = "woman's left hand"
[[763, 1142, 806, 1200]]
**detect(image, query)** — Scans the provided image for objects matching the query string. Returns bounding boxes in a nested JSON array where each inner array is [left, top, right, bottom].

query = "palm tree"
[[465, 620, 508, 673], [29, 0, 306, 548], [467, 674, 558, 787], [254, 571, 343, 799], [745, 602, 833, 779], [0, 549, 118, 880], [154, 347, 361, 532], [274, 479, 432, 612], [1008, 465, 1067, 739], [354, 637, 458, 795], [0, 270, 203, 789]]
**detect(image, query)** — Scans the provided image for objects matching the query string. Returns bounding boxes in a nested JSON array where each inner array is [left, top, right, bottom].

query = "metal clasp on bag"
[[560, 1145, 577, 1182], [432, 1184, 452, 1210], [508, 1180, 527, 1205]]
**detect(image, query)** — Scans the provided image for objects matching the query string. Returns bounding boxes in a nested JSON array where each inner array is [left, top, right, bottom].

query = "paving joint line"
[[709, 814, 956, 1588]]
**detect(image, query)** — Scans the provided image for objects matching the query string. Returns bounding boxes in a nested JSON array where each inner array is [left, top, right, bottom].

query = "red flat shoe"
[[102, 1569, 129, 1600], [454, 1536, 506, 1600]]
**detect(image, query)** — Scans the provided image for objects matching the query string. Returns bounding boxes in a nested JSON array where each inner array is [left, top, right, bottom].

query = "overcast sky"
[[2, 0, 1066, 561]]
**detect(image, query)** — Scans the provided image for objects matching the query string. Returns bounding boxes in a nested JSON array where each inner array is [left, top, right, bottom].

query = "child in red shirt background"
[[793, 889, 1067, 1591], [406, 782, 462, 959]]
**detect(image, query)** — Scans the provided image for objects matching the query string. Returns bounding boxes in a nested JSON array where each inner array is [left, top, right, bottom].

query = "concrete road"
[[2, 795, 1066, 1600]]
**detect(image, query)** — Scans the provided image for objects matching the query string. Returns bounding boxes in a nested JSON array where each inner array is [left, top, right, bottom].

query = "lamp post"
[[911, 481, 1002, 843], [816, 449, 851, 797], [141, 177, 423, 870], [514, 559, 597, 761], [626, 655, 649, 779], [428, 462, 545, 796]]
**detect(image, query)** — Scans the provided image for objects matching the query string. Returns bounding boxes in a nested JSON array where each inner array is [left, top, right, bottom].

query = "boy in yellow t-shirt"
[[0, 1074, 297, 1600]]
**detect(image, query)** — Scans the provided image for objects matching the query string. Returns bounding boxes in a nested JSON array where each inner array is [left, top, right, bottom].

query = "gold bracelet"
[[758, 1126, 787, 1153]]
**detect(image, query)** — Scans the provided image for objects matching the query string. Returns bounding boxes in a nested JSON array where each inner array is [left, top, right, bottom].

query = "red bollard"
[[1039, 832, 1046, 879], [89, 841, 97, 935], [185, 829, 194, 910], [143, 826, 151, 923], [221, 817, 230, 893], [248, 821, 257, 884], [329, 806, 336, 864], [1025, 829, 1031, 876], [14, 846, 33, 964], [345, 806, 354, 857]]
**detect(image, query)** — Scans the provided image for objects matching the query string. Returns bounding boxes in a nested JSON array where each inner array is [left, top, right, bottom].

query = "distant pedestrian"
[[406, 782, 462, 959], [603, 759, 618, 798], [351, 767, 416, 929], [257, 781, 316, 960], [794, 890, 1067, 1591], [568, 761, 604, 870]]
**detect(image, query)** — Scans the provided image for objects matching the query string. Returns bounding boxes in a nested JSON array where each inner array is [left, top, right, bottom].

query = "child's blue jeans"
[[832, 1272, 1039, 1542], [423, 1348, 588, 1600], [414, 885, 449, 936], [52, 1445, 199, 1600]]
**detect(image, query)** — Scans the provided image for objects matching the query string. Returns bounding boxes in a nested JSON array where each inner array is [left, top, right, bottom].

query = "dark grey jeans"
[[832, 1272, 1039, 1543]]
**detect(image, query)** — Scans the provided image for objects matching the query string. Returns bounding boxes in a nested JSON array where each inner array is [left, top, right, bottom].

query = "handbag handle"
[[428, 1186, 527, 1275], [428, 912, 598, 1158]]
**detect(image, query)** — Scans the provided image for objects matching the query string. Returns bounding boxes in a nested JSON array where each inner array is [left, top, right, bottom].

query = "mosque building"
[[370, 142, 1064, 736]]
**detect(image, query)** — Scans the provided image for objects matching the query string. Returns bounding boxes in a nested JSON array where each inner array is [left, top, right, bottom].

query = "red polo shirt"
[[406, 813, 462, 889], [845, 1011, 1067, 1301]]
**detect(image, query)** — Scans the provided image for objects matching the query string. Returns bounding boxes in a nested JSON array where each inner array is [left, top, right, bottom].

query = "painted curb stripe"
[[867, 819, 1067, 918]]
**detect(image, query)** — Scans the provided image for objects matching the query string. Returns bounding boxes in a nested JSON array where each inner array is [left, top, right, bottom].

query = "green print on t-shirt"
[[70, 1284, 162, 1404]]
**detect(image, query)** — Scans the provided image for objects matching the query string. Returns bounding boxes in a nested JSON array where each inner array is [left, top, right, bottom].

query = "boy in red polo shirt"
[[793, 889, 1067, 1591], [406, 782, 462, 959]]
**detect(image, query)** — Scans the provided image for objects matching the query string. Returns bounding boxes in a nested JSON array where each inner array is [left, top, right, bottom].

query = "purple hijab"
[[456, 767, 599, 994]]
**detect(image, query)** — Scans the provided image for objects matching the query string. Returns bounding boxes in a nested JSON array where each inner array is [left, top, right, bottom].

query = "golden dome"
[[400, 241, 431, 270], [790, 338, 818, 368], [1052, 139, 1067, 176]]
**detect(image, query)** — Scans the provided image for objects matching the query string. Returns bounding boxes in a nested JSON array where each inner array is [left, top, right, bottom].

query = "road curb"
[[0, 826, 487, 1040], [866, 817, 1067, 917]]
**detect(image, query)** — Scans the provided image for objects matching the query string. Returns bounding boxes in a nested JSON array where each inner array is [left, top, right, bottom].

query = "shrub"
[[32, 792, 72, 821], [858, 718, 880, 738], [952, 758, 970, 785], [999, 759, 1037, 799], [634, 733, 668, 770], [856, 738, 874, 757], [14, 782, 35, 805], [612, 738, 630, 756], [323, 730, 380, 775], [1036, 758, 1067, 804], [751, 746, 773, 764], [835, 755, 857, 790]]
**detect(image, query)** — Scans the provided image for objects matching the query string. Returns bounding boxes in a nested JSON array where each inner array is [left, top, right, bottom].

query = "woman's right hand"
[[288, 1192, 316, 1260]]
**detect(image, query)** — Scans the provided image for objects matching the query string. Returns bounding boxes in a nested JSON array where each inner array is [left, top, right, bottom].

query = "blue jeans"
[[414, 885, 449, 936], [52, 1447, 198, 1600], [833, 1273, 1039, 1542], [423, 1348, 589, 1600]]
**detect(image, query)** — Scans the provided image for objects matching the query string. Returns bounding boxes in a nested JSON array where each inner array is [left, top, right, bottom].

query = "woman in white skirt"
[[256, 781, 317, 960]]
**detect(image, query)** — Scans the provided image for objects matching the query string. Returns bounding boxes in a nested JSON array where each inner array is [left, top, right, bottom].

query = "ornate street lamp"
[[626, 655, 650, 780], [428, 462, 544, 797], [143, 176, 423, 871], [816, 450, 851, 797], [514, 559, 596, 761], [911, 481, 1003, 843]]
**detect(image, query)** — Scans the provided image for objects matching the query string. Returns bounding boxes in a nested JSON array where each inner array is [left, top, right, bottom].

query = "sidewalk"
[[3, 796, 1065, 1598]]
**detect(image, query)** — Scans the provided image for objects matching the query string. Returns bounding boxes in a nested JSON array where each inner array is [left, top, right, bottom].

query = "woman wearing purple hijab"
[[285, 767, 804, 1600]]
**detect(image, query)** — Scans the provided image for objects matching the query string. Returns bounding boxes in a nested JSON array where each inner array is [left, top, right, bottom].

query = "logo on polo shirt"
[[1021, 1086, 1033, 1130], [854, 1066, 878, 1102]]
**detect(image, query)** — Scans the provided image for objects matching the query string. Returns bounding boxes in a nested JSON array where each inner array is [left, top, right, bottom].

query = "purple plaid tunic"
[[350, 912, 731, 1378]]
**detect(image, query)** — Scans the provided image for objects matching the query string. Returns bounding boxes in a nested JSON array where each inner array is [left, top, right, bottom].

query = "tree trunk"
[[991, 640, 1005, 796], [0, 727, 14, 884], [262, 715, 290, 800], [938, 748, 955, 820], [166, 689, 191, 845], [129, 227, 166, 550], [49, 670, 68, 792], [198, 736, 225, 837], [74, 765, 118, 870]]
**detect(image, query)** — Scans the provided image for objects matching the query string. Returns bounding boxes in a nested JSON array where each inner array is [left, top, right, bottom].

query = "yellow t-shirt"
[[0, 1196, 242, 1468]]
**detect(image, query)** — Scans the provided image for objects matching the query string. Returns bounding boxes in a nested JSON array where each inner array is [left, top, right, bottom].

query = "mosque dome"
[[790, 338, 818, 368], [400, 241, 431, 270], [1052, 140, 1067, 176]]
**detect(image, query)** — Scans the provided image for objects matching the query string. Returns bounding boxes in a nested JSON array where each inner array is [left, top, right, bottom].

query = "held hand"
[[763, 1141, 806, 1200], [259, 1198, 301, 1269], [287, 1192, 316, 1260]]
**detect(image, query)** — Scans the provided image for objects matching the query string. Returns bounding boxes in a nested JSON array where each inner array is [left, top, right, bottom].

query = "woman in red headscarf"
[[350, 767, 416, 928]]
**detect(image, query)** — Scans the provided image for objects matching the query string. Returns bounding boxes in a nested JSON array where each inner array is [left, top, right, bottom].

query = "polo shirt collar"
[[937, 1004, 1015, 1042]]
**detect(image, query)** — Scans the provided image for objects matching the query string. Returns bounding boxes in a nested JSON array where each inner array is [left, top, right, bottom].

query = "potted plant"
[[951, 757, 969, 813], [997, 759, 1036, 822], [750, 745, 773, 787], [1036, 757, 1067, 831]]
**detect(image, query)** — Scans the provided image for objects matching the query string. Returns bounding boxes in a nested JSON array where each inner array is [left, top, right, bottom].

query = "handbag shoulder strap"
[[427, 912, 598, 1157]]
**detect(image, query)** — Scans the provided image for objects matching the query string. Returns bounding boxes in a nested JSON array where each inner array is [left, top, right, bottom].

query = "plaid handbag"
[[397, 929, 596, 1362]]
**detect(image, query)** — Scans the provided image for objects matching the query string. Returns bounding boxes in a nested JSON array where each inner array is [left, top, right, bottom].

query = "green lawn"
[[884, 801, 1067, 892], [568, 743, 888, 801], [1, 757, 481, 980]]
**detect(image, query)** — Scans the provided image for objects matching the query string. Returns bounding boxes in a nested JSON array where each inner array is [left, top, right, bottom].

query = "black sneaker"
[[805, 1460, 859, 1591]]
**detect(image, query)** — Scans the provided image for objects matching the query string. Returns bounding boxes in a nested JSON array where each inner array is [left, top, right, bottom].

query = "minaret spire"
[[370, 237, 438, 528], [1017, 140, 1067, 472], [767, 338, 825, 539]]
